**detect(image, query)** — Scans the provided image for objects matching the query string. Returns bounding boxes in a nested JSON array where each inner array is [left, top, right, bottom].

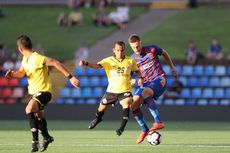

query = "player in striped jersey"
[[128, 34, 178, 144]]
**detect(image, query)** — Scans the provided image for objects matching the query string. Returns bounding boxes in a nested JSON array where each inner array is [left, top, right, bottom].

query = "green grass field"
[[0, 121, 230, 153]]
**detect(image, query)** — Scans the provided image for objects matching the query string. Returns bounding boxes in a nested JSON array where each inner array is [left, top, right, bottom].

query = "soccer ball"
[[147, 131, 162, 146]]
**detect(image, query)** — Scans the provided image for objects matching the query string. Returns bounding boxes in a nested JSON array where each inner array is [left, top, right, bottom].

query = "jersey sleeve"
[[151, 45, 163, 55], [98, 57, 109, 69], [35, 53, 46, 68]]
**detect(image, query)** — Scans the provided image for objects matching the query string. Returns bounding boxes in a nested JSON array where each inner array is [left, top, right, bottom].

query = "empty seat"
[[227, 66, 230, 75], [174, 99, 185, 105], [54, 98, 64, 104], [193, 65, 203, 76], [96, 68, 106, 76], [204, 65, 214, 76], [214, 88, 224, 98], [75, 98, 85, 104], [197, 99, 208, 106], [163, 65, 170, 75], [71, 88, 81, 98], [86, 98, 97, 104], [65, 98, 75, 104], [85, 68, 95, 76], [8, 78, 19, 86], [185, 99, 196, 106], [225, 88, 230, 98], [1, 88, 12, 97], [187, 76, 197, 87], [178, 76, 187, 86], [79, 76, 89, 87], [163, 99, 174, 106], [60, 88, 71, 97], [100, 76, 108, 87], [220, 77, 230, 87], [191, 88, 202, 98], [74, 67, 86, 76], [0, 77, 8, 86], [198, 77, 208, 87], [180, 88, 190, 98], [90, 77, 100, 87], [82, 87, 93, 97], [182, 65, 193, 75], [5, 98, 17, 104], [209, 99, 219, 106], [219, 99, 230, 106], [93, 87, 104, 97], [175, 65, 182, 75], [215, 66, 226, 76], [166, 76, 174, 86], [203, 88, 213, 98], [209, 77, 219, 87]]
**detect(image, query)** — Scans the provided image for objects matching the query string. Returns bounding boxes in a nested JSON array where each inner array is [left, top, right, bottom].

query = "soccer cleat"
[[31, 141, 39, 152], [149, 122, 165, 131], [115, 128, 123, 136], [88, 118, 102, 129], [39, 136, 54, 152], [136, 131, 149, 144]]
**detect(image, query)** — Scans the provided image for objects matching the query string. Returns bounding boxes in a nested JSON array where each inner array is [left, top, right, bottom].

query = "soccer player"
[[128, 34, 178, 144], [5, 35, 80, 152], [79, 41, 142, 136]]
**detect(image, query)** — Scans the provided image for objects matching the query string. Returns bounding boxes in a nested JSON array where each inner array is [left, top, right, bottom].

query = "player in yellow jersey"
[[79, 41, 142, 136], [5, 35, 80, 152]]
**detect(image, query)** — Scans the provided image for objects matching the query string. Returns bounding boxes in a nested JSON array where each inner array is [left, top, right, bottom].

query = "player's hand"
[[130, 78, 136, 86], [79, 60, 84, 66], [138, 78, 144, 87], [5, 70, 12, 78], [70, 77, 80, 88], [171, 66, 178, 79]]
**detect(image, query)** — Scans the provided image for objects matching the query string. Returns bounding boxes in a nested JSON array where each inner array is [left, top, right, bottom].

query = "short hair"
[[17, 35, 33, 49], [128, 34, 140, 43], [114, 41, 125, 49]]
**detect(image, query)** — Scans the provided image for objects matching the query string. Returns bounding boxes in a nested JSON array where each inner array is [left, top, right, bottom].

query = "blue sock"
[[132, 108, 149, 132], [144, 96, 161, 123]]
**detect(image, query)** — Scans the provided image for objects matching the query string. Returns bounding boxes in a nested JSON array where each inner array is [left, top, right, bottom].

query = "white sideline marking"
[[0, 144, 230, 148]]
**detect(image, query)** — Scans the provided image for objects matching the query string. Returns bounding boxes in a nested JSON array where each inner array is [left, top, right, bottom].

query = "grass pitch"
[[0, 121, 230, 153]]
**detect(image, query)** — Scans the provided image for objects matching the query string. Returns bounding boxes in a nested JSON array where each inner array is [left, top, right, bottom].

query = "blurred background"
[[0, 0, 230, 121]]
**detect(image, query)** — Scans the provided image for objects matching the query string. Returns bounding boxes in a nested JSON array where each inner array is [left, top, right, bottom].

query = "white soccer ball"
[[147, 131, 162, 146]]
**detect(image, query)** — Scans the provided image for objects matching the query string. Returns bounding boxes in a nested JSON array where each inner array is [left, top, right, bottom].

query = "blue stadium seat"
[[227, 66, 230, 75], [54, 98, 64, 104], [166, 76, 174, 86], [185, 99, 196, 106], [163, 65, 170, 75], [71, 88, 81, 98], [163, 99, 174, 106], [79, 76, 89, 87], [90, 77, 100, 87], [209, 99, 219, 106], [198, 77, 208, 87], [85, 68, 95, 75], [219, 99, 230, 106], [65, 98, 75, 104], [175, 65, 182, 75], [86, 98, 98, 104], [187, 76, 197, 87], [100, 76, 108, 87], [197, 99, 208, 106], [178, 76, 187, 86], [180, 88, 190, 98], [75, 98, 85, 104], [19, 77, 28, 87], [191, 88, 202, 98], [82, 87, 93, 97], [193, 65, 203, 76], [74, 67, 86, 76], [203, 88, 213, 98], [60, 88, 71, 98], [225, 88, 230, 98], [209, 77, 219, 87], [93, 87, 104, 97], [182, 65, 193, 76], [96, 68, 106, 76], [204, 65, 214, 76], [220, 77, 230, 87], [215, 65, 226, 76], [214, 88, 224, 98], [175, 99, 185, 105]]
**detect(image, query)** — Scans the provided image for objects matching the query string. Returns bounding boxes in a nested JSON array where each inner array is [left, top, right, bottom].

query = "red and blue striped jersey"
[[131, 45, 166, 83]]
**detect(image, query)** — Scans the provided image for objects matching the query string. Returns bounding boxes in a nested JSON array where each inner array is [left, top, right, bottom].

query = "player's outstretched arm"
[[5, 67, 26, 79], [79, 60, 102, 68], [45, 57, 80, 88], [162, 50, 178, 79]]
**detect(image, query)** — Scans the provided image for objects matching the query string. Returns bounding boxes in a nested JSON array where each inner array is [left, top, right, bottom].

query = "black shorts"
[[100, 92, 132, 105], [31, 92, 52, 111]]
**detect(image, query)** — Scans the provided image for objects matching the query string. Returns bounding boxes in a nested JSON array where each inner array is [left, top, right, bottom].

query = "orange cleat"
[[149, 122, 165, 131], [136, 131, 149, 144]]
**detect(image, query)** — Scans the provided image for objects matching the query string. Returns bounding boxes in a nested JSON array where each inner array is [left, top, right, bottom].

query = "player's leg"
[[25, 98, 40, 152], [116, 96, 132, 136]]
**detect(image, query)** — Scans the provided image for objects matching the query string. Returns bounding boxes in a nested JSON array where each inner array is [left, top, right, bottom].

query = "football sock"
[[144, 96, 161, 123], [118, 108, 129, 131], [28, 113, 39, 141], [96, 111, 104, 119], [38, 118, 50, 140], [132, 108, 149, 132]]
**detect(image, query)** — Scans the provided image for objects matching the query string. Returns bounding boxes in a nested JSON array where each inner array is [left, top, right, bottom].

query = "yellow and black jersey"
[[21, 52, 52, 95], [98, 56, 138, 93]]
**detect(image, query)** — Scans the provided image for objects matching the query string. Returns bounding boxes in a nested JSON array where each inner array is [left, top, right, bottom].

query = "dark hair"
[[128, 34, 140, 43], [17, 35, 33, 49], [114, 41, 125, 49]]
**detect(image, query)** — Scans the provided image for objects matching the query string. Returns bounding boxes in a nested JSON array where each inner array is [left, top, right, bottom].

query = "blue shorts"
[[134, 76, 167, 100]]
